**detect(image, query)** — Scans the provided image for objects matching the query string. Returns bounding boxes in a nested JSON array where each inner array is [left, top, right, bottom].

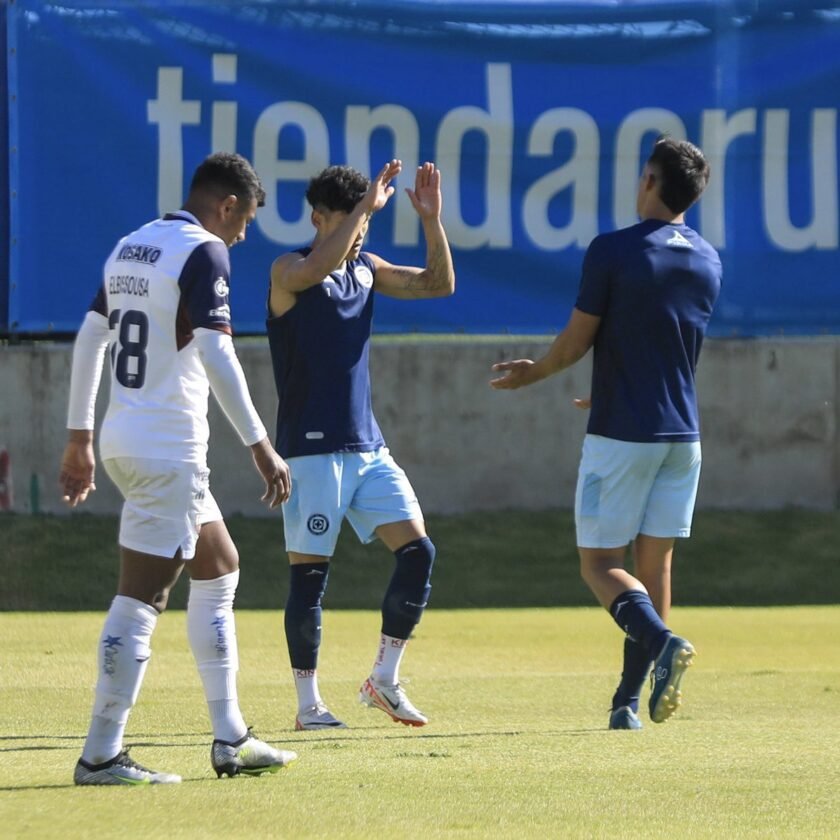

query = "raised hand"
[[362, 159, 403, 215], [405, 162, 442, 220]]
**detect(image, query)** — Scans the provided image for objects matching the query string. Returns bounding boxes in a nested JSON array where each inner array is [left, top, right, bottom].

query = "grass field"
[[1, 607, 839, 838]]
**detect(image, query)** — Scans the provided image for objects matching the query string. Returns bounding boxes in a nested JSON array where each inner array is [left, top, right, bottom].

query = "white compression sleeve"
[[194, 328, 267, 446], [67, 310, 110, 430]]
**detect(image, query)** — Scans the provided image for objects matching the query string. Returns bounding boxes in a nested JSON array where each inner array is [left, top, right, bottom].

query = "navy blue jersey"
[[267, 250, 385, 458], [575, 220, 722, 443]]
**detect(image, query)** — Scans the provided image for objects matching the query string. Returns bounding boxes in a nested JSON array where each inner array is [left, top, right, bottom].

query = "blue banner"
[[5, 1, 840, 335]]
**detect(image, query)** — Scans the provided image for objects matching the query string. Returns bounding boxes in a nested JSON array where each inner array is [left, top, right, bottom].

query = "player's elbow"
[[433, 272, 456, 298]]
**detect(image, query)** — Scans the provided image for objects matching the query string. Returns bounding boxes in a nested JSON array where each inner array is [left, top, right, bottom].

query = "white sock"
[[187, 571, 248, 743], [371, 634, 408, 686], [293, 669, 322, 712], [82, 595, 158, 765]]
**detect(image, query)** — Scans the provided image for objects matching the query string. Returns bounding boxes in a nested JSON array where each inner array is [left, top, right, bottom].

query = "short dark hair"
[[306, 165, 370, 214], [647, 136, 710, 215], [189, 152, 266, 208]]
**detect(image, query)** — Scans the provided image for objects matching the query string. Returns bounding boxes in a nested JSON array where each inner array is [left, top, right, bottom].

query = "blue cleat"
[[609, 706, 643, 730], [649, 635, 696, 723]]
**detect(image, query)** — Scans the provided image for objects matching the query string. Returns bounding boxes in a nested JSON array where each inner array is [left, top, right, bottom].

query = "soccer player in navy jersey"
[[268, 160, 455, 729], [59, 153, 298, 783], [491, 137, 722, 729]]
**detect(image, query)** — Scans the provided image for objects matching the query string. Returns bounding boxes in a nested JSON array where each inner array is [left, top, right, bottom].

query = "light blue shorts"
[[574, 434, 702, 549], [283, 447, 422, 555]]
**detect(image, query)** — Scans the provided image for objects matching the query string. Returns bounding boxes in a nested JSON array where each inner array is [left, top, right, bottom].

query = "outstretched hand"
[[59, 439, 96, 507], [489, 359, 537, 390], [405, 162, 442, 221]]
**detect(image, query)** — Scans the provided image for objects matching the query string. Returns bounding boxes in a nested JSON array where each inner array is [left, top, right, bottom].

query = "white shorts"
[[283, 447, 422, 555], [574, 434, 702, 549], [103, 457, 222, 560]]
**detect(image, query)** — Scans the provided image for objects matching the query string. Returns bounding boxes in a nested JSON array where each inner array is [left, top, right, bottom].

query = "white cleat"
[[295, 701, 347, 731], [359, 676, 428, 727], [211, 729, 298, 778], [74, 749, 181, 786]]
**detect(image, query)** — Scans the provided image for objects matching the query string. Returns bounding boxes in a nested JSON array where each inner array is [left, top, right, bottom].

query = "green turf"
[[0, 607, 838, 838], [2, 509, 839, 610]]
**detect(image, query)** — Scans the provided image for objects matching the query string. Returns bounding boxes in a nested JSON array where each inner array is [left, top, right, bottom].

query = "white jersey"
[[92, 211, 236, 463]]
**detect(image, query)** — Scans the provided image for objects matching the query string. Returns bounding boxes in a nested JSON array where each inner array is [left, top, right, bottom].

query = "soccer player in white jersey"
[[492, 138, 721, 729], [59, 152, 298, 784]]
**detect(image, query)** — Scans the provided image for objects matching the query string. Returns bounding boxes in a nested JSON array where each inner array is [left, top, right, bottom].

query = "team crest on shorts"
[[307, 513, 329, 535]]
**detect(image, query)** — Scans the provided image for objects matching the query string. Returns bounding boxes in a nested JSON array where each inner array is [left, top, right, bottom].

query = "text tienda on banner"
[[150, 59, 838, 255]]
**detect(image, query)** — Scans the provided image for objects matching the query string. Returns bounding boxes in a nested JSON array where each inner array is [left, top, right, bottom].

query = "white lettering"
[[253, 102, 329, 243], [764, 108, 838, 251], [346, 105, 420, 245], [435, 63, 513, 249], [700, 109, 757, 249], [148, 56, 840, 258], [522, 108, 599, 250], [211, 53, 238, 153], [147, 68, 201, 216]]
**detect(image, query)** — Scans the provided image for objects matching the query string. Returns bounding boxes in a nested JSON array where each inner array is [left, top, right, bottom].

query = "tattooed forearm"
[[405, 245, 453, 292]]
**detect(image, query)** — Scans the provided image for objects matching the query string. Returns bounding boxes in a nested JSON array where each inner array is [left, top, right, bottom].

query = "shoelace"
[[115, 748, 152, 773], [388, 683, 420, 713]]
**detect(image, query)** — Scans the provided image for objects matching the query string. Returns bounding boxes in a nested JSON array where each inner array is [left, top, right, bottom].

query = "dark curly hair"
[[306, 165, 370, 214], [647, 136, 710, 215], [189, 152, 266, 207]]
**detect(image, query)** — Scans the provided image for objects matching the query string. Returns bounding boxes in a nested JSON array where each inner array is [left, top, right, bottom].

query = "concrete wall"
[[1, 337, 838, 517]]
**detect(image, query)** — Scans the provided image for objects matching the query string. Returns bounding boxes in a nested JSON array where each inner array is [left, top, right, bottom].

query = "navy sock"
[[608, 589, 670, 661], [381, 538, 435, 639], [285, 562, 330, 670], [611, 636, 653, 713]]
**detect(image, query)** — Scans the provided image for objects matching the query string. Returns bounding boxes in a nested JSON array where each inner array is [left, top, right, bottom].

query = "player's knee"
[[149, 587, 173, 613], [395, 537, 435, 581], [118, 586, 172, 613], [579, 552, 620, 585], [383, 538, 435, 635], [287, 562, 330, 609]]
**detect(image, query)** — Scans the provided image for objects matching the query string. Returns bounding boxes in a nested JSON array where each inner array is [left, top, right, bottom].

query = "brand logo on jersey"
[[666, 230, 694, 249], [116, 244, 162, 264], [214, 277, 230, 297], [109, 275, 149, 297], [307, 513, 330, 535], [355, 265, 374, 288], [209, 305, 231, 319]]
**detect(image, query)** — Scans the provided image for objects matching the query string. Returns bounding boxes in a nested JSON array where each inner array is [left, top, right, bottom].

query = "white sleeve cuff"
[[193, 328, 267, 446], [67, 310, 110, 430]]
